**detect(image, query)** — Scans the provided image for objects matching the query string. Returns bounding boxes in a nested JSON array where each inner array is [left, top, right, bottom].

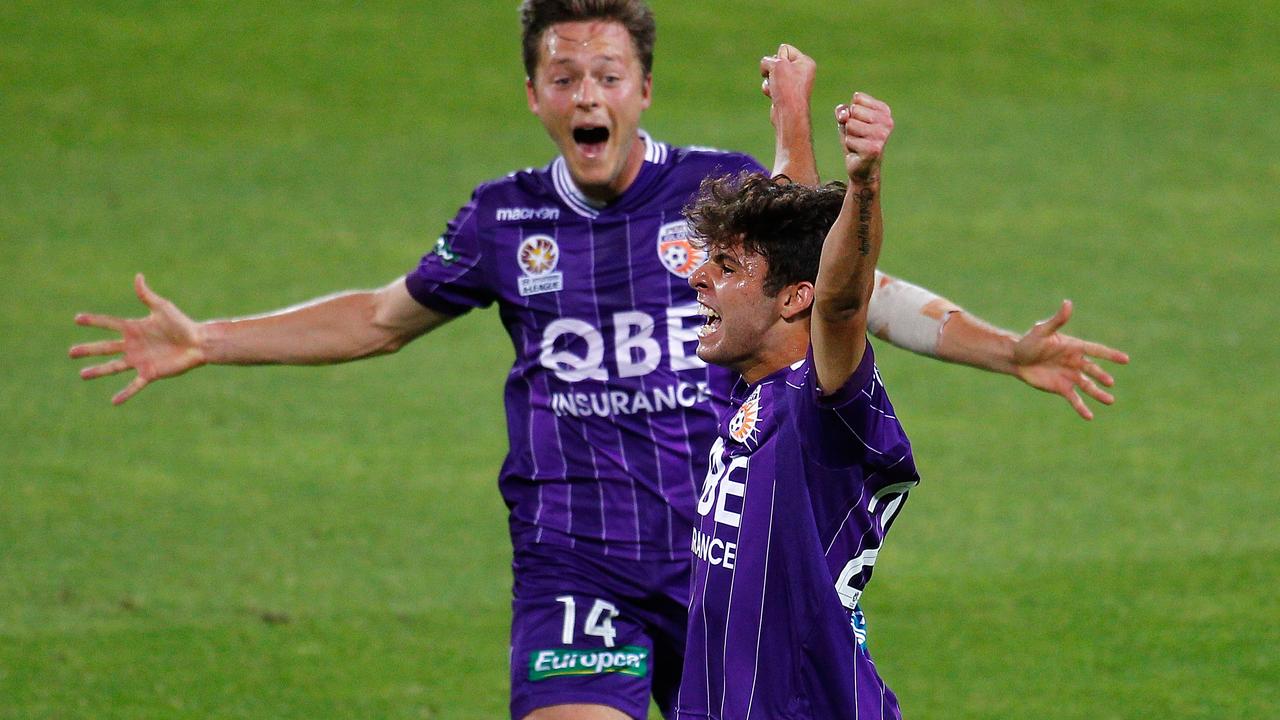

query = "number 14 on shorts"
[[556, 596, 619, 648]]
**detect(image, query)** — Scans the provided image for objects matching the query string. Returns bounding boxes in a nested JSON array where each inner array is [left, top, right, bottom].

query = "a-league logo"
[[656, 220, 706, 279], [517, 234, 564, 297]]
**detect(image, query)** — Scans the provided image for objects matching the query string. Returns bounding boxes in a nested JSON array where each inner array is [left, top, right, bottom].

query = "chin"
[[570, 162, 617, 187], [695, 344, 728, 369]]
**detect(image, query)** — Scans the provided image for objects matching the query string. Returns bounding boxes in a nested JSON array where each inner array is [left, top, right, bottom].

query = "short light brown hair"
[[519, 0, 656, 80], [685, 173, 847, 296]]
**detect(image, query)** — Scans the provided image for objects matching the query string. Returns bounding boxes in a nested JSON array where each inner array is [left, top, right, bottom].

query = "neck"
[[736, 336, 809, 385], [577, 131, 647, 203]]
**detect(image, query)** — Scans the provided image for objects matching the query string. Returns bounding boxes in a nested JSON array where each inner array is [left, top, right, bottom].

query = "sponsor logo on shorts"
[[528, 646, 650, 681], [517, 234, 564, 296]]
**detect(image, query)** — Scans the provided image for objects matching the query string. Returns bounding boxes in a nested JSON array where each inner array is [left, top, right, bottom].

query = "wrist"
[[847, 178, 880, 194], [194, 321, 221, 366], [772, 104, 813, 132]]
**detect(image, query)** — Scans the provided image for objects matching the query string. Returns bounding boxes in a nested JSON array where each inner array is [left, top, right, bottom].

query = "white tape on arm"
[[867, 270, 958, 356]]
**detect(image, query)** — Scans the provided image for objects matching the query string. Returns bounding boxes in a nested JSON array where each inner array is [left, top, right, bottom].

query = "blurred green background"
[[3, 1, 1277, 717]]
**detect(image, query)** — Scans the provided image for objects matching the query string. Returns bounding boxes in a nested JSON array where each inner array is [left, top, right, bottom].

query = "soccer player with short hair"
[[676, 93, 912, 719], [70, 1, 1126, 718]]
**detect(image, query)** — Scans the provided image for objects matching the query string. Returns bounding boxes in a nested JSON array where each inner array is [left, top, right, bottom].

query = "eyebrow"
[[710, 250, 738, 267], [547, 54, 623, 66]]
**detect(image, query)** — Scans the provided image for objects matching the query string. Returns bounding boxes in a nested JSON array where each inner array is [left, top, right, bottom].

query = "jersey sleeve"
[[740, 152, 767, 175], [403, 187, 495, 316], [796, 342, 919, 488]]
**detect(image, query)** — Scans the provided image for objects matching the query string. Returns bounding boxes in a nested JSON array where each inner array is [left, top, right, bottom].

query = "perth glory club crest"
[[657, 220, 707, 279], [729, 386, 761, 444]]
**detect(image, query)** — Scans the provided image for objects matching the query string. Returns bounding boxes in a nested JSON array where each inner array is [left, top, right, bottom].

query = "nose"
[[574, 76, 601, 108], [688, 262, 709, 290]]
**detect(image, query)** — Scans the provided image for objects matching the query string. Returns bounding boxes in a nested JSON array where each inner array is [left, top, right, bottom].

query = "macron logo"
[[496, 207, 560, 222]]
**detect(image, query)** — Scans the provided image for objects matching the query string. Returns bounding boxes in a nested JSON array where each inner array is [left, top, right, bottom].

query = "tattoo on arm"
[[856, 188, 875, 255]]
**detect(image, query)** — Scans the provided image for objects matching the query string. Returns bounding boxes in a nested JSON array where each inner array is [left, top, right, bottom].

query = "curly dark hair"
[[519, 0, 656, 80], [685, 172, 848, 296]]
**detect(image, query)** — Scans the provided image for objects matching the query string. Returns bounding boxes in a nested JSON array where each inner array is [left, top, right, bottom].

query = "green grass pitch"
[[3, 1, 1277, 717]]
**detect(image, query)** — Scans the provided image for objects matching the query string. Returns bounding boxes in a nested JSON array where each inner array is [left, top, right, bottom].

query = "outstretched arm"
[[70, 274, 450, 405], [866, 273, 1129, 420], [811, 93, 893, 393], [761, 43, 818, 185]]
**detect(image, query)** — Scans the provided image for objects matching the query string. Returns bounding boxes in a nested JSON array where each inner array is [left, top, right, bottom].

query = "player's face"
[[526, 20, 652, 203], [689, 244, 787, 380]]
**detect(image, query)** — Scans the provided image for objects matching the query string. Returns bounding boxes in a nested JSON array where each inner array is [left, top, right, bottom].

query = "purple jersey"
[[405, 134, 763, 561], [677, 344, 919, 720]]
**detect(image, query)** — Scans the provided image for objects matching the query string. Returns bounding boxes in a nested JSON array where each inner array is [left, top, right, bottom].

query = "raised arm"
[[760, 43, 818, 185], [811, 93, 893, 393], [865, 272, 1130, 420], [70, 273, 450, 405]]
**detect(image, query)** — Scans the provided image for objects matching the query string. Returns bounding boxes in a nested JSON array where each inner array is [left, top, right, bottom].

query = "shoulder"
[[781, 347, 880, 423], [667, 144, 765, 177], [472, 165, 554, 203], [453, 166, 558, 225]]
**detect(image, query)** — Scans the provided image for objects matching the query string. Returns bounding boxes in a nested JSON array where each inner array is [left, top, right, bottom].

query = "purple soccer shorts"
[[509, 542, 690, 720]]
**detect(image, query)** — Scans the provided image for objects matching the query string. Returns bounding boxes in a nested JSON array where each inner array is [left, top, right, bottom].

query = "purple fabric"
[[677, 343, 920, 720], [405, 139, 764, 561], [509, 544, 690, 719]]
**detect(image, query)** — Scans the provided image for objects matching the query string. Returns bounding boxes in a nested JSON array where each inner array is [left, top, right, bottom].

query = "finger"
[[851, 92, 889, 112], [843, 136, 884, 160], [1082, 341, 1130, 364], [69, 339, 125, 359], [760, 56, 776, 76], [135, 273, 163, 310], [846, 104, 883, 125], [761, 77, 771, 97], [80, 358, 131, 380], [1063, 388, 1094, 421], [777, 43, 798, 61], [1038, 299, 1073, 335], [75, 312, 126, 332], [112, 376, 149, 406], [841, 116, 879, 140], [840, 110, 892, 137], [841, 119, 892, 148], [1077, 372, 1115, 406], [1082, 360, 1115, 388]]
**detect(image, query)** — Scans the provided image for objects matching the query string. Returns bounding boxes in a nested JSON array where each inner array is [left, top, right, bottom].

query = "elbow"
[[372, 333, 409, 356], [365, 306, 413, 357], [814, 292, 867, 324], [367, 315, 415, 356]]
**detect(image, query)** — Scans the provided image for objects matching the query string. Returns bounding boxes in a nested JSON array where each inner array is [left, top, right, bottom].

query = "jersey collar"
[[551, 130, 670, 219]]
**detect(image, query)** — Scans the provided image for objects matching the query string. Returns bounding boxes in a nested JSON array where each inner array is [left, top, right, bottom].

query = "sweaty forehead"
[[541, 20, 636, 65], [712, 243, 766, 276]]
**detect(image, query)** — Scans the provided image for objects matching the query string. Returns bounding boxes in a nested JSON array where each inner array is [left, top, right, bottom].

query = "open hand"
[[70, 273, 207, 405], [1013, 299, 1131, 420]]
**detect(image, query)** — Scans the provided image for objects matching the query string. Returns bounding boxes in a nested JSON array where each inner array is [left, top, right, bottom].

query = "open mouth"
[[697, 302, 721, 339], [572, 126, 610, 156]]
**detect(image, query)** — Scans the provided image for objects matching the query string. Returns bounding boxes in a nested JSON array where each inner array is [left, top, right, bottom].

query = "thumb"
[[1035, 299, 1073, 336], [134, 273, 162, 310]]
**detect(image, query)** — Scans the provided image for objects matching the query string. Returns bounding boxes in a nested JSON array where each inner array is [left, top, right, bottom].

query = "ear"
[[640, 73, 653, 110], [778, 282, 814, 321], [525, 77, 540, 114]]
